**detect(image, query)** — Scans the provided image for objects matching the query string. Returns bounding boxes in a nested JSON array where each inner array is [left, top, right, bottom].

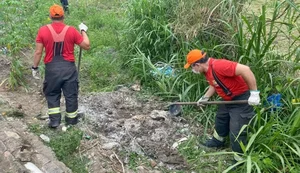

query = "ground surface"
[[0, 50, 204, 172]]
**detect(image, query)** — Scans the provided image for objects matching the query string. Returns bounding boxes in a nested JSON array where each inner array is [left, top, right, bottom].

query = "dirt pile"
[[78, 87, 192, 171]]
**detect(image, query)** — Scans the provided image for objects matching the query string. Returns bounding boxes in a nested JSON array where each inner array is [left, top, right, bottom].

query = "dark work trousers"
[[60, 0, 69, 13], [43, 56, 78, 125], [214, 91, 255, 154], [60, 0, 69, 5]]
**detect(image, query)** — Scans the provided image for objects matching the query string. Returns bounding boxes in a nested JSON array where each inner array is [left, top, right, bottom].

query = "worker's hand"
[[197, 96, 209, 107], [31, 66, 40, 80], [248, 90, 260, 105], [79, 23, 88, 32]]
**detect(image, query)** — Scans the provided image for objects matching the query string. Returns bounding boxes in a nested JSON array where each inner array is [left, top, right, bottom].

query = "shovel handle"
[[170, 100, 248, 106]]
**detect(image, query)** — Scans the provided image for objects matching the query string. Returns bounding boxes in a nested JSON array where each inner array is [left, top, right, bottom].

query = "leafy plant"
[[8, 57, 27, 91], [49, 127, 88, 173], [28, 124, 88, 173], [128, 152, 139, 170], [50, 127, 83, 160]]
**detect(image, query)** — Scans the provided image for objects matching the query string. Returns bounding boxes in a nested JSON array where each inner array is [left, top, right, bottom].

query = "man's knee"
[[215, 116, 230, 137]]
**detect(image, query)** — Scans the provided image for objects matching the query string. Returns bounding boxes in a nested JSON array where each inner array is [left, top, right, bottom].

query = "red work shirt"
[[205, 58, 249, 100], [35, 22, 83, 64]]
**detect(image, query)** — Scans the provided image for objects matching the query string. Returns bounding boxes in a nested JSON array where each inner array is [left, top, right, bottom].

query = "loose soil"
[[0, 50, 205, 172]]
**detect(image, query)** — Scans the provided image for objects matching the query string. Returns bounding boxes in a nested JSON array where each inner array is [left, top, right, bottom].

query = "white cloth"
[[79, 23, 88, 32], [248, 90, 260, 105]]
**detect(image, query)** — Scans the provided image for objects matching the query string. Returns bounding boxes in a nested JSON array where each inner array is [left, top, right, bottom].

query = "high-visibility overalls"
[[44, 24, 79, 128]]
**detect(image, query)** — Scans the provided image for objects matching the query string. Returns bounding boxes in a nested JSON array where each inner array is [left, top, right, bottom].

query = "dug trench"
[[0, 51, 207, 172]]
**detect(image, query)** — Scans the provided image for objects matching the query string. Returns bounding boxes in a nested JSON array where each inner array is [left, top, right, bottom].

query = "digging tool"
[[77, 28, 84, 76], [169, 100, 248, 116], [77, 47, 82, 76]]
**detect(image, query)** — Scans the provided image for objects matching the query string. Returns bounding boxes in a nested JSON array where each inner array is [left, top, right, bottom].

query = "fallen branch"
[[0, 78, 8, 87], [125, 129, 147, 155], [113, 151, 125, 173], [80, 141, 100, 154]]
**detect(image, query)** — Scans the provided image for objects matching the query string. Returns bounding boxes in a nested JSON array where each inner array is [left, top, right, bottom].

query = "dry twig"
[[80, 141, 100, 154], [113, 151, 125, 173]]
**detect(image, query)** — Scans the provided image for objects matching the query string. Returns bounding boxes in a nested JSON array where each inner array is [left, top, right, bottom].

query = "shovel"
[[77, 47, 82, 77], [169, 100, 248, 116]]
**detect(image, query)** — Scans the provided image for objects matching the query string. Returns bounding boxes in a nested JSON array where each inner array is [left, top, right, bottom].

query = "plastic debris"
[[24, 162, 43, 173], [267, 94, 282, 111], [1, 47, 8, 55], [83, 134, 91, 140], [62, 126, 67, 132], [40, 134, 50, 143], [150, 62, 176, 78]]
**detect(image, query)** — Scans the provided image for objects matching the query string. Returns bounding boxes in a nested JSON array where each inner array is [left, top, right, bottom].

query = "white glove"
[[248, 90, 260, 105], [79, 23, 88, 32], [31, 67, 40, 80], [197, 96, 209, 107]]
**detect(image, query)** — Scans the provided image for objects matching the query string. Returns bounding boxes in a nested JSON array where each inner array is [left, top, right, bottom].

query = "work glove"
[[248, 90, 260, 105], [197, 96, 209, 107], [31, 66, 40, 80], [79, 23, 88, 32]]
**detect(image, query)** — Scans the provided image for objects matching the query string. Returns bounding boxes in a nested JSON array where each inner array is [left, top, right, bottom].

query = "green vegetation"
[[8, 57, 28, 90], [1, 0, 300, 172], [29, 124, 88, 173], [122, 0, 300, 172], [0, 0, 131, 92]]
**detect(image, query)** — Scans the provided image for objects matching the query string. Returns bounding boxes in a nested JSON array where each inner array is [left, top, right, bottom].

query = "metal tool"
[[169, 100, 248, 116], [77, 47, 82, 76], [77, 28, 84, 76]]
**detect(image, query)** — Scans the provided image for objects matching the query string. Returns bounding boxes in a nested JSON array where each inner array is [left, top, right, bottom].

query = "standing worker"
[[184, 49, 260, 162], [60, 0, 69, 14], [32, 4, 90, 128]]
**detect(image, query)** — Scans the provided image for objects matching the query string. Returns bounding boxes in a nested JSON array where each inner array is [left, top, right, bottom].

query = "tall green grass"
[[65, 0, 132, 91], [122, 0, 244, 104], [2, 0, 300, 172], [122, 0, 300, 172]]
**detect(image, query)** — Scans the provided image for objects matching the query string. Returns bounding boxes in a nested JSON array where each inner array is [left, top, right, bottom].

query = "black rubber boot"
[[65, 116, 79, 125], [48, 114, 61, 128], [204, 137, 225, 148]]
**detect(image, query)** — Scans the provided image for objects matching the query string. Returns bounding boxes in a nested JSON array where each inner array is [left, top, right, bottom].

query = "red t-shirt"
[[205, 58, 249, 100], [35, 22, 83, 64]]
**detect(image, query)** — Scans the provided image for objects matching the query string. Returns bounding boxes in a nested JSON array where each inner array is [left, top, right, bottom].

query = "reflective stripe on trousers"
[[48, 107, 60, 115], [66, 110, 78, 118]]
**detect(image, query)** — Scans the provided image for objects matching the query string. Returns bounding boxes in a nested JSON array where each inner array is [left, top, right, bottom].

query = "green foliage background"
[[1, 0, 300, 172]]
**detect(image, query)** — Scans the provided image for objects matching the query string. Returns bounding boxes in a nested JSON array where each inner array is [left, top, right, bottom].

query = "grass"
[[0, 0, 132, 92], [8, 56, 28, 91], [118, 150, 151, 171], [29, 124, 88, 173], [121, 0, 300, 172], [64, 0, 133, 92], [2, 0, 300, 172]]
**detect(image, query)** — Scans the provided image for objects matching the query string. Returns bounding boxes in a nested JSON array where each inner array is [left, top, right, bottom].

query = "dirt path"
[[0, 50, 201, 172]]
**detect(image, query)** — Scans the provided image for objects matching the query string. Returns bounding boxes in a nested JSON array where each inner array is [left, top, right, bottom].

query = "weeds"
[[50, 127, 83, 160], [28, 124, 88, 173], [8, 57, 27, 91], [3, 0, 300, 172], [122, 0, 300, 172]]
